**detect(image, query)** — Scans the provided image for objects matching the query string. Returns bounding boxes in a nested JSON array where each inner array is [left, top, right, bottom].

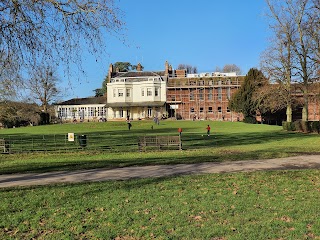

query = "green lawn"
[[1, 170, 319, 239], [1, 120, 320, 174], [1, 121, 320, 239]]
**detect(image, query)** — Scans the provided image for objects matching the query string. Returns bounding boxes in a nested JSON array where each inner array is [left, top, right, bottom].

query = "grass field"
[[1, 121, 320, 239], [0, 120, 320, 174], [1, 170, 319, 239]]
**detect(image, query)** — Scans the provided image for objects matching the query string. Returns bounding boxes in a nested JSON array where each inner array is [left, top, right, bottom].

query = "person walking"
[[127, 121, 132, 130], [206, 125, 211, 137]]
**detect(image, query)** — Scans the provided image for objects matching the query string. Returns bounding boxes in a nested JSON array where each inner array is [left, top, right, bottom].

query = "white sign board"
[[68, 133, 75, 142], [170, 105, 179, 109]]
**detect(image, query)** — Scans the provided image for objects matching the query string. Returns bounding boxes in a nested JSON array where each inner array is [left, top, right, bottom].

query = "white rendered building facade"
[[54, 97, 107, 122], [106, 66, 167, 120]]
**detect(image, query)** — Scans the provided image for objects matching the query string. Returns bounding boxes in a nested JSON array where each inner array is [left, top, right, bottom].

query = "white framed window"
[[147, 88, 152, 96], [126, 88, 131, 97], [118, 89, 124, 97], [155, 87, 159, 97], [89, 107, 94, 117], [147, 107, 152, 117], [141, 88, 145, 97]]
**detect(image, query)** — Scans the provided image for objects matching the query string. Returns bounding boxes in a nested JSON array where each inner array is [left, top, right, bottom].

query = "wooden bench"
[[0, 139, 10, 154], [138, 136, 182, 152]]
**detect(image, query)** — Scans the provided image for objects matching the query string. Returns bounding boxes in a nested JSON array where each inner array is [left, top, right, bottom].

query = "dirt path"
[[1, 155, 320, 188]]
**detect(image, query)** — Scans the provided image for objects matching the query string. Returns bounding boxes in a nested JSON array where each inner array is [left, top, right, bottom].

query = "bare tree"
[[0, 51, 22, 100], [177, 64, 197, 74], [309, 0, 320, 76], [260, 12, 296, 122], [25, 66, 61, 112], [222, 64, 242, 75], [0, 0, 124, 73], [265, 0, 318, 121], [310, 0, 320, 59], [214, 66, 222, 72]]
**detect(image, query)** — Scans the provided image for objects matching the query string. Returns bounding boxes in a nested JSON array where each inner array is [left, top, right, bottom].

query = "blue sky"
[[63, 0, 270, 99]]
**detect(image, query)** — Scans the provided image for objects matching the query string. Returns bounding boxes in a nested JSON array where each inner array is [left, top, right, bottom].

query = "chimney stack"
[[136, 63, 142, 71]]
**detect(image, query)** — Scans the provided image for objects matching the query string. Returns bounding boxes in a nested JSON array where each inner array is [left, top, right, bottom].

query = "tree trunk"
[[286, 105, 292, 122], [302, 105, 308, 121], [302, 88, 308, 121]]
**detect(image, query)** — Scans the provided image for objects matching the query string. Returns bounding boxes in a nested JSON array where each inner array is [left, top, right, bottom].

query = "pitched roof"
[[56, 96, 107, 105]]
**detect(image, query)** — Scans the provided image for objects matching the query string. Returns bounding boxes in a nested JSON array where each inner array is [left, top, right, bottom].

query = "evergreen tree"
[[229, 68, 267, 123]]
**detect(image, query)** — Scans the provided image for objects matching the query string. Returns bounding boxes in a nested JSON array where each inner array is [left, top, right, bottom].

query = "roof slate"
[[56, 96, 107, 105]]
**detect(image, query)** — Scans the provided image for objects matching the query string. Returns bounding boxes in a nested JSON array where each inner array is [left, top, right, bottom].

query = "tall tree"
[[222, 64, 242, 75], [260, 20, 295, 122], [25, 66, 61, 112], [0, 0, 124, 73], [265, 0, 318, 121], [309, 0, 320, 77], [229, 68, 267, 123], [93, 75, 108, 97], [177, 64, 197, 74], [113, 62, 144, 72]]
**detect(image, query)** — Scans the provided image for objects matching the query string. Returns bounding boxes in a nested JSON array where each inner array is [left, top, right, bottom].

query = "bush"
[[40, 112, 50, 125], [311, 121, 320, 133], [294, 120, 310, 133], [243, 116, 257, 124], [282, 121, 296, 131]]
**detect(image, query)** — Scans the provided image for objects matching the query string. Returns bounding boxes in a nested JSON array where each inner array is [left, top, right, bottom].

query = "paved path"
[[1, 155, 320, 188]]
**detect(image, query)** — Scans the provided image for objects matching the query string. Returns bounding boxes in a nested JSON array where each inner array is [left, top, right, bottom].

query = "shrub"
[[282, 121, 296, 131], [311, 121, 320, 133], [243, 116, 257, 124], [294, 120, 310, 133]]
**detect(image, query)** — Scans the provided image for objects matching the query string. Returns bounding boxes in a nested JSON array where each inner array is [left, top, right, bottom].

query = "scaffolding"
[[166, 76, 245, 121]]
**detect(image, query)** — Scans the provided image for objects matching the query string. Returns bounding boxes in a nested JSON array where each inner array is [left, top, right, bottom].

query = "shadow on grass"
[[182, 130, 310, 149]]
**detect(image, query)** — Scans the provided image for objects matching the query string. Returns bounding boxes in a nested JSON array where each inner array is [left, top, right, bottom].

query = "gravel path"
[[1, 155, 320, 188]]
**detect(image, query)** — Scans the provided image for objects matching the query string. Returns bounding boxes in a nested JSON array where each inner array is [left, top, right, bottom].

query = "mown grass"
[[1, 121, 320, 239], [1, 120, 320, 174], [1, 170, 319, 239]]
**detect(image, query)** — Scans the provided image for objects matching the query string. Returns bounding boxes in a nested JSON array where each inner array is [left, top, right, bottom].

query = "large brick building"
[[164, 61, 245, 121], [166, 71, 245, 121]]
